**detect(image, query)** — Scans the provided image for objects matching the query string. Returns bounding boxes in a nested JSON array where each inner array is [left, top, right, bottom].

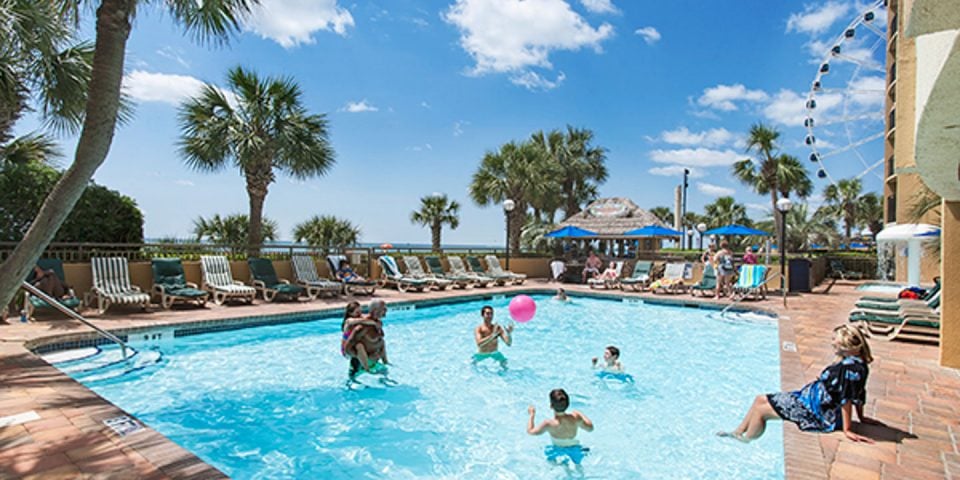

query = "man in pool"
[[527, 388, 594, 465], [344, 299, 389, 378], [473, 305, 512, 368]]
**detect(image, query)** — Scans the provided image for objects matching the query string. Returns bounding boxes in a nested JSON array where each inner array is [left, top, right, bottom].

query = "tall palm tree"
[[857, 192, 884, 240], [649, 206, 674, 226], [530, 126, 608, 220], [179, 66, 335, 257], [0, 0, 256, 313], [193, 214, 277, 254], [732, 123, 811, 240], [410, 194, 460, 252], [293, 215, 360, 254], [703, 196, 748, 227], [470, 141, 546, 253], [823, 178, 865, 243]]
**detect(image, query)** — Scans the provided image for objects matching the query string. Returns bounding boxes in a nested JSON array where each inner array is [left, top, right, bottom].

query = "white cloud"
[[453, 120, 469, 136], [746, 202, 770, 213], [649, 148, 743, 167], [580, 0, 618, 14], [847, 76, 886, 108], [156, 47, 190, 69], [444, 0, 613, 85], [340, 100, 378, 113], [421, 101, 431, 109], [697, 84, 768, 111], [696, 182, 735, 197], [660, 127, 735, 148], [244, 0, 354, 48], [122, 70, 206, 105], [510, 71, 566, 90], [648, 166, 705, 178], [786, 2, 850, 35], [175, 180, 195, 187], [634, 26, 661, 44]]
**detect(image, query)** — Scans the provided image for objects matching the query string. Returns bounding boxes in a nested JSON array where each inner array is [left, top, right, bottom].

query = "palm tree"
[[410, 194, 460, 252], [470, 141, 547, 253], [293, 215, 360, 254], [649, 206, 674, 226], [703, 196, 748, 227], [179, 66, 335, 257], [0, 0, 256, 314], [529, 126, 608, 220], [732, 123, 811, 240], [823, 178, 866, 243], [857, 192, 884, 240], [193, 214, 278, 254]]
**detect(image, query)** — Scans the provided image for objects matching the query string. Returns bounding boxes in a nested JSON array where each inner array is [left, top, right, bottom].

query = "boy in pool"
[[591, 346, 624, 373], [553, 288, 569, 301], [527, 389, 594, 465]]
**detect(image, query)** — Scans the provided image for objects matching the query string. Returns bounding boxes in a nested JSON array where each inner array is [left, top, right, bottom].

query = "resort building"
[[894, 0, 959, 367]]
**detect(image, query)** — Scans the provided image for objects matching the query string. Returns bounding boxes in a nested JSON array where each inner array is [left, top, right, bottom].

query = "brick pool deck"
[[0, 280, 957, 479]]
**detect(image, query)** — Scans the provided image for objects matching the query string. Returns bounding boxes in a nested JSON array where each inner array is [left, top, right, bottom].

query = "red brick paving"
[[1, 279, 957, 478]]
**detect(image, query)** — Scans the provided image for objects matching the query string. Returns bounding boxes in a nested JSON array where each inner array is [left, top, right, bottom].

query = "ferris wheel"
[[804, 0, 888, 185]]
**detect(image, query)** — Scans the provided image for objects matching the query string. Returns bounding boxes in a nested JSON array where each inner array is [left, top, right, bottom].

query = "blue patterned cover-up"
[[766, 356, 868, 432]]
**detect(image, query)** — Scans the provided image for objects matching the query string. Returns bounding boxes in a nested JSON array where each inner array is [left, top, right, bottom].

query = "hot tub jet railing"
[[20, 281, 134, 360]]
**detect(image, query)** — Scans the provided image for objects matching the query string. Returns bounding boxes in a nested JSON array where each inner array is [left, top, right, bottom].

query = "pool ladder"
[[21, 281, 135, 359]]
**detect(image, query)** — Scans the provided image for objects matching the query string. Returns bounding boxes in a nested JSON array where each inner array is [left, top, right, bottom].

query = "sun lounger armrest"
[[152, 284, 165, 295], [186, 282, 199, 289], [130, 285, 142, 292], [251, 279, 266, 289], [233, 281, 245, 286], [279, 279, 291, 285]]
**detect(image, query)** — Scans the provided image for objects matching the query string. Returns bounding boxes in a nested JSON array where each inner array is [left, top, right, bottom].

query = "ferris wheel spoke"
[[830, 55, 885, 72], [817, 132, 885, 160], [854, 159, 885, 180], [816, 112, 884, 126], [859, 21, 886, 39]]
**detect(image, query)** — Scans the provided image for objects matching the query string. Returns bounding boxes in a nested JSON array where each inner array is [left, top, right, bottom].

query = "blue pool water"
[[60, 296, 784, 479]]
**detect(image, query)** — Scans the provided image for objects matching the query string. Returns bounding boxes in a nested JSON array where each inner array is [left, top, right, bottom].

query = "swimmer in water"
[[591, 345, 624, 373], [473, 305, 512, 368], [527, 389, 594, 465]]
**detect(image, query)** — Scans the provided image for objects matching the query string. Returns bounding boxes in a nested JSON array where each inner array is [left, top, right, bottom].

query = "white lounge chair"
[[649, 262, 689, 294], [484, 255, 526, 285], [447, 256, 495, 287], [402, 256, 453, 290], [291, 255, 342, 299], [200, 255, 256, 305], [85, 257, 151, 314], [377, 255, 430, 292], [327, 255, 378, 296], [588, 261, 623, 290]]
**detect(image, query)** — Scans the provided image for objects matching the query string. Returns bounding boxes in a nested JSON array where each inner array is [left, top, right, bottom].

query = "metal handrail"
[[20, 281, 133, 359], [719, 272, 787, 316]]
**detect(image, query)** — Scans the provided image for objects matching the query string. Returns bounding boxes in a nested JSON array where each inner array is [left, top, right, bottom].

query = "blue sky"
[[19, 0, 888, 245]]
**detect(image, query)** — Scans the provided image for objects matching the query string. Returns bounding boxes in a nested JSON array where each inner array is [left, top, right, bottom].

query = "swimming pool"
[[55, 295, 784, 479]]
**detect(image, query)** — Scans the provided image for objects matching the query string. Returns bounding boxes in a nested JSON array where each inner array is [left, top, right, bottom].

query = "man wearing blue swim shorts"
[[528, 389, 594, 465], [473, 305, 512, 368]]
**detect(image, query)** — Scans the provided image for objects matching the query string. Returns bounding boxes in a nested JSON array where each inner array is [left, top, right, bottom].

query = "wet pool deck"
[[1, 280, 957, 479]]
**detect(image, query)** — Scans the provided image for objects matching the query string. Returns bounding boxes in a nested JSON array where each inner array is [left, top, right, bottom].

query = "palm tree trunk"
[[508, 208, 524, 254], [431, 224, 441, 252], [0, 0, 133, 316], [246, 186, 267, 258]]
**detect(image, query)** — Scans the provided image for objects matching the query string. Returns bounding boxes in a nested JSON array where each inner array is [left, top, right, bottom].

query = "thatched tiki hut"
[[558, 197, 669, 257]]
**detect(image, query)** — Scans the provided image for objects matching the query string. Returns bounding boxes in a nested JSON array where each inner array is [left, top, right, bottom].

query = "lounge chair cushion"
[[27, 296, 82, 310], [849, 313, 939, 328]]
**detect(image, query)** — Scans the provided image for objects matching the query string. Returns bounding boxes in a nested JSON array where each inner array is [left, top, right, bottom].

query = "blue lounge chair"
[[24, 258, 82, 320], [732, 265, 768, 300], [151, 258, 208, 309], [690, 264, 717, 297], [377, 255, 430, 293], [620, 261, 653, 291], [248, 258, 304, 302]]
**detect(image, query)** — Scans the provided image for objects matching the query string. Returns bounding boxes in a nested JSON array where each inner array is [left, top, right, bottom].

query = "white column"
[[907, 239, 922, 286]]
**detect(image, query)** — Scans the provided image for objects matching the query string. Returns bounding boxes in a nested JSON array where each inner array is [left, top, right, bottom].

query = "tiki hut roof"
[[558, 197, 667, 237]]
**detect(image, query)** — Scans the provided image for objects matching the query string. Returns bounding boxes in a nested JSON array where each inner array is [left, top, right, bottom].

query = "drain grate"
[[103, 416, 144, 437], [782, 341, 797, 352]]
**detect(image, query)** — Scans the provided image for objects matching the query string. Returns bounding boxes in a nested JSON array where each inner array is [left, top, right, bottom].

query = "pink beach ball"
[[508, 295, 537, 323]]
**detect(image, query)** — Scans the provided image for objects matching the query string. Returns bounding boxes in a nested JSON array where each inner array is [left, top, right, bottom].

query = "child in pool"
[[553, 288, 569, 301], [718, 325, 877, 443], [528, 389, 594, 465], [591, 345, 624, 373]]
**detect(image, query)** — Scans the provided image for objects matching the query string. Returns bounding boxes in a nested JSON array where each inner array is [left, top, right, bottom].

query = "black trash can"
[[788, 258, 813, 292]]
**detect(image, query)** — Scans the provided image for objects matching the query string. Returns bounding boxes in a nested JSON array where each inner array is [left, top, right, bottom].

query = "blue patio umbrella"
[[916, 229, 940, 237], [544, 225, 598, 238], [702, 224, 771, 236], [623, 225, 683, 237]]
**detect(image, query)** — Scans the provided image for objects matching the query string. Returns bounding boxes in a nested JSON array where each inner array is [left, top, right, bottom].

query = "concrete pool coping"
[[1, 280, 956, 478]]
